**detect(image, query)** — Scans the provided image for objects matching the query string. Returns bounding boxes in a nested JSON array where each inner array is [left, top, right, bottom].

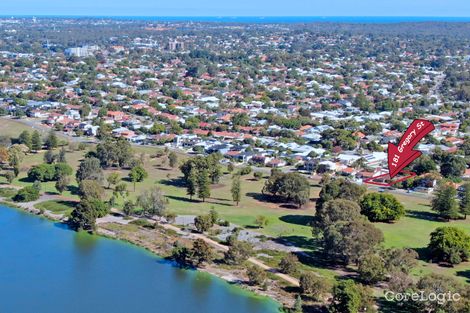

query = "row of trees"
[[180, 154, 222, 202]]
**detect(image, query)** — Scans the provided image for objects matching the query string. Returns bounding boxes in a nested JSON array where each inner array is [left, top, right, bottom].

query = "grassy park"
[[0, 118, 469, 285]]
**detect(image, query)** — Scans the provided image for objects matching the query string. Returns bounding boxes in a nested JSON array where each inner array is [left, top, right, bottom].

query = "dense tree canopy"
[[360, 193, 405, 222], [428, 227, 470, 264], [262, 172, 310, 208]]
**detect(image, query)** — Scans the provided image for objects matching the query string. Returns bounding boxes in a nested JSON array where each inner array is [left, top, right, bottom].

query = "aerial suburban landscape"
[[0, 2, 469, 313]]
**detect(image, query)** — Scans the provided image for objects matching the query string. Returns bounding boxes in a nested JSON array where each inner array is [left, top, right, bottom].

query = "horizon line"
[[2, 15, 470, 18]]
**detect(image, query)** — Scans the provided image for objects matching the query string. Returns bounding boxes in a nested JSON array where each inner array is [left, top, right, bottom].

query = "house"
[[174, 134, 200, 148], [107, 111, 126, 121], [267, 158, 286, 168]]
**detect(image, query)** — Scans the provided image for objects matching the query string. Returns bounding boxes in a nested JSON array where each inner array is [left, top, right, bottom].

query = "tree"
[[107, 172, 121, 189], [357, 254, 386, 284], [254, 215, 268, 228], [428, 227, 470, 264], [69, 199, 109, 232], [381, 248, 418, 274], [293, 295, 303, 313], [44, 130, 58, 150], [459, 183, 470, 218], [123, 200, 135, 216], [299, 272, 330, 300], [79, 180, 105, 201], [31, 130, 42, 151], [279, 253, 299, 275], [315, 199, 362, 228], [360, 193, 405, 222], [247, 265, 267, 286], [54, 163, 72, 180], [129, 165, 148, 191], [13, 186, 40, 202], [329, 280, 375, 313], [114, 183, 128, 198], [57, 147, 67, 163], [253, 171, 263, 181], [197, 168, 211, 202], [27, 164, 56, 182], [191, 239, 214, 267], [76, 157, 103, 183], [0, 146, 9, 164], [224, 240, 253, 265], [171, 243, 193, 267], [412, 155, 437, 175], [18, 130, 32, 150], [136, 187, 167, 217], [186, 168, 197, 200], [44, 149, 56, 164], [262, 172, 310, 208], [96, 138, 133, 168], [431, 184, 460, 220], [209, 208, 219, 224], [8, 146, 24, 172], [5, 171, 15, 184], [231, 174, 241, 205], [440, 155, 466, 179], [168, 151, 178, 168], [323, 220, 384, 264], [55, 176, 70, 194], [194, 214, 214, 233], [316, 177, 366, 211], [227, 163, 235, 173], [79, 104, 91, 118], [414, 274, 470, 313]]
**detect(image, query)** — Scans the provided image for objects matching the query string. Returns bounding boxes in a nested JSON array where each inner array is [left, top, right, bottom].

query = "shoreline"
[[0, 200, 293, 309]]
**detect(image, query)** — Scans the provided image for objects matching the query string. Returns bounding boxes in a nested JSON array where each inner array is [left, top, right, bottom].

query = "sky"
[[2, 0, 470, 17]]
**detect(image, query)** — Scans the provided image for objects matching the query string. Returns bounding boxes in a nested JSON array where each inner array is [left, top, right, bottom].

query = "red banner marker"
[[387, 119, 435, 178]]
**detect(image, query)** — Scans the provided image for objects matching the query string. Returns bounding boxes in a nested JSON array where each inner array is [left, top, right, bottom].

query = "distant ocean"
[[3, 16, 470, 23]]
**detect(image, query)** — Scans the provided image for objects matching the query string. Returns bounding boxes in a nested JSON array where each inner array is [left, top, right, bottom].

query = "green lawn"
[[0, 187, 17, 199], [35, 200, 77, 217]]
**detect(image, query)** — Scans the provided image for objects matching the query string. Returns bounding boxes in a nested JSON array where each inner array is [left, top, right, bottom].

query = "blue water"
[[4, 15, 470, 23], [0, 205, 279, 313]]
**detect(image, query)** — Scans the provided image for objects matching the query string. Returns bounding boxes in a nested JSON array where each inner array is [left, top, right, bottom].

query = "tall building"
[[167, 40, 185, 51], [64, 45, 100, 57]]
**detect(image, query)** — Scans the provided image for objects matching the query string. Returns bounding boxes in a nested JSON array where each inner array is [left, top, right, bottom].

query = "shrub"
[[299, 272, 330, 300], [14, 186, 40, 202], [247, 266, 267, 286], [279, 253, 299, 274], [238, 166, 252, 176], [27, 164, 56, 182]]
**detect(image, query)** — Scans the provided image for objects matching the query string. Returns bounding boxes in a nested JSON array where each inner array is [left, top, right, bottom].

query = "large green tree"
[[428, 227, 470, 264], [431, 184, 460, 220], [262, 172, 310, 208], [316, 177, 366, 211], [360, 193, 405, 222], [136, 187, 167, 217], [315, 199, 362, 228], [329, 280, 374, 313], [129, 165, 148, 191], [76, 157, 104, 183], [323, 219, 384, 264], [231, 174, 241, 205], [459, 183, 470, 219]]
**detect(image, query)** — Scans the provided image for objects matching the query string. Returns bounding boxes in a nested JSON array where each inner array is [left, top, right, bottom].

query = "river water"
[[0, 205, 279, 313]]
